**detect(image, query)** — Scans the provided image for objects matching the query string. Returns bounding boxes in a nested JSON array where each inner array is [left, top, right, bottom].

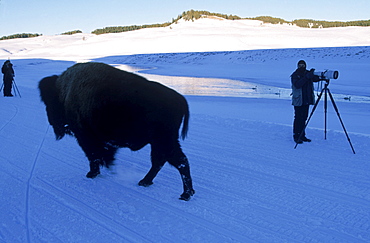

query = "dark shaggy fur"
[[39, 62, 194, 200]]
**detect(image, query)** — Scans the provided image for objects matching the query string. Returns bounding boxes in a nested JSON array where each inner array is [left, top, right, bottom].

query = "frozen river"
[[116, 65, 370, 103]]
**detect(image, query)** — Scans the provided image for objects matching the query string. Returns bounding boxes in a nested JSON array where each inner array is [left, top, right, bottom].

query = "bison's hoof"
[[138, 180, 153, 187], [179, 190, 195, 201], [86, 171, 100, 178]]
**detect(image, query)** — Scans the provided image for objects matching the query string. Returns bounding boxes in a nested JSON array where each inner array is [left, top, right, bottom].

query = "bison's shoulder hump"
[[60, 62, 148, 85]]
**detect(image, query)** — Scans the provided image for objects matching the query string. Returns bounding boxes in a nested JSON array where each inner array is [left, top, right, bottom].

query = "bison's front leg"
[[86, 159, 101, 178], [75, 133, 113, 179]]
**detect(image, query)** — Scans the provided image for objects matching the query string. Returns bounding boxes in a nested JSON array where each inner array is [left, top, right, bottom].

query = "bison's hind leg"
[[140, 140, 194, 200], [169, 155, 195, 201]]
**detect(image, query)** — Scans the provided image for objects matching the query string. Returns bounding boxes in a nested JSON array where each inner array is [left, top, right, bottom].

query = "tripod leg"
[[0, 83, 3, 92], [324, 87, 328, 139], [294, 87, 325, 149], [327, 90, 356, 154], [12, 83, 17, 97], [13, 80, 21, 98]]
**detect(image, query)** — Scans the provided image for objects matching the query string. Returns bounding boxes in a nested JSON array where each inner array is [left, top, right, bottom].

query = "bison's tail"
[[181, 101, 190, 140]]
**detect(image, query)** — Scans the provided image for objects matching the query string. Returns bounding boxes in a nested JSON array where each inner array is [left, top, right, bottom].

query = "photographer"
[[291, 60, 320, 144], [2, 60, 15, 97]]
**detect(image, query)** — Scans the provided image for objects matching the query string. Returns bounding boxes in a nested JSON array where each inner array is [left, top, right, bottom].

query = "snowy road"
[[1, 78, 369, 242]]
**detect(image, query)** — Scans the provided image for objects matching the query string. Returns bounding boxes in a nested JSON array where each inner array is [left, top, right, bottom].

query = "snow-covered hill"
[[0, 18, 370, 242], [1, 17, 370, 60]]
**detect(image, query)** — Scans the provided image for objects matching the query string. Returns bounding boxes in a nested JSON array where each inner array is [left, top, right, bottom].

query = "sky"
[[0, 0, 369, 36]]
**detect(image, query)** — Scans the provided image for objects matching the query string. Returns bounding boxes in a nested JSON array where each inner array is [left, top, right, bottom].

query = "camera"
[[313, 70, 339, 80]]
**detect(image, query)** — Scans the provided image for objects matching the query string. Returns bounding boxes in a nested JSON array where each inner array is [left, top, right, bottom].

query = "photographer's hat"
[[297, 60, 306, 67]]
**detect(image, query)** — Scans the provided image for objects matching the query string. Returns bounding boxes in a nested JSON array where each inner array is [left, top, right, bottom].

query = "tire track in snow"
[[0, 104, 18, 132], [31, 178, 151, 242], [189, 115, 370, 206], [181, 116, 370, 241], [99, 177, 256, 242], [191, 173, 369, 242], [25, 126, 49, 243], [193, 158, 370, 239], [101, 158, 268, 240], [107, 135, 368, 240], [36, 164, 254, 242], [116, 160, 289, 241], [24, 134, 150, 241], [130, 161, 322, 242], [193, 148, 370, 209]]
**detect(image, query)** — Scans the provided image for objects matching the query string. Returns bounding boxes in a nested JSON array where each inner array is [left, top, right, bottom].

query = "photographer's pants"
[[3, 80, 13, 96], [293, 105, 309, 139]]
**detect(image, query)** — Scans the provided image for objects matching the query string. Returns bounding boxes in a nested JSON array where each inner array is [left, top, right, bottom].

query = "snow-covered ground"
[[1, 18, 370, 242]]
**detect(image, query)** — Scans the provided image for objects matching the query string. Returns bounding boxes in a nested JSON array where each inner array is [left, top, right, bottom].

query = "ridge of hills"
[[1, 9, 370, 40]]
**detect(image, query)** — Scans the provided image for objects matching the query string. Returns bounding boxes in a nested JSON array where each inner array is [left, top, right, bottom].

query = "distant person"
[[2, 60, 15, 97], [291, 60, 320, 144]]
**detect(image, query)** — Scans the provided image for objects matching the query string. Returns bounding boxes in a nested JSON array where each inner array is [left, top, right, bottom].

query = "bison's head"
[[38, 75, 69, 140]]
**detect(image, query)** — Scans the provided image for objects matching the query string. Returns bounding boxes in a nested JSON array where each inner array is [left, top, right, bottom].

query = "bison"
[[38, 62, 194, 200]]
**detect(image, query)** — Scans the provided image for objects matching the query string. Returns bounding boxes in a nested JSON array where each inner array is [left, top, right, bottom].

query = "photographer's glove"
[[305, 69, 315, 79]]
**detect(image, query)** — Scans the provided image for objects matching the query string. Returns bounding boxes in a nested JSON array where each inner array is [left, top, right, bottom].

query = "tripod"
[[294, 80, 355, 154], [0, 79, 22, 97]]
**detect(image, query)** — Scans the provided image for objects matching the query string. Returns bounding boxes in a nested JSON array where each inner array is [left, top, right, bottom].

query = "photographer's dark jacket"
[[2, 61, 14, 83], [291, 69, 319, 106]]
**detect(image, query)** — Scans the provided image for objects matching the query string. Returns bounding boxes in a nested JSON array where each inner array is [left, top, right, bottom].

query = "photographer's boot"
[[293, 134, 303, 144]]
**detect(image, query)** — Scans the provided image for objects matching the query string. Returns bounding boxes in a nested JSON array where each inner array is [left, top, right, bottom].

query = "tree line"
[[91, 10, 370, 34], [180, 10, 241, 21], [291, 19, 370, 28], [92, 10, 243, 35], [91, 23, 172, 35], [0, 30, 82, 40], [61, 30, 82, 35], [1, 10, 370, 39], [0, 33, 42, 40]]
